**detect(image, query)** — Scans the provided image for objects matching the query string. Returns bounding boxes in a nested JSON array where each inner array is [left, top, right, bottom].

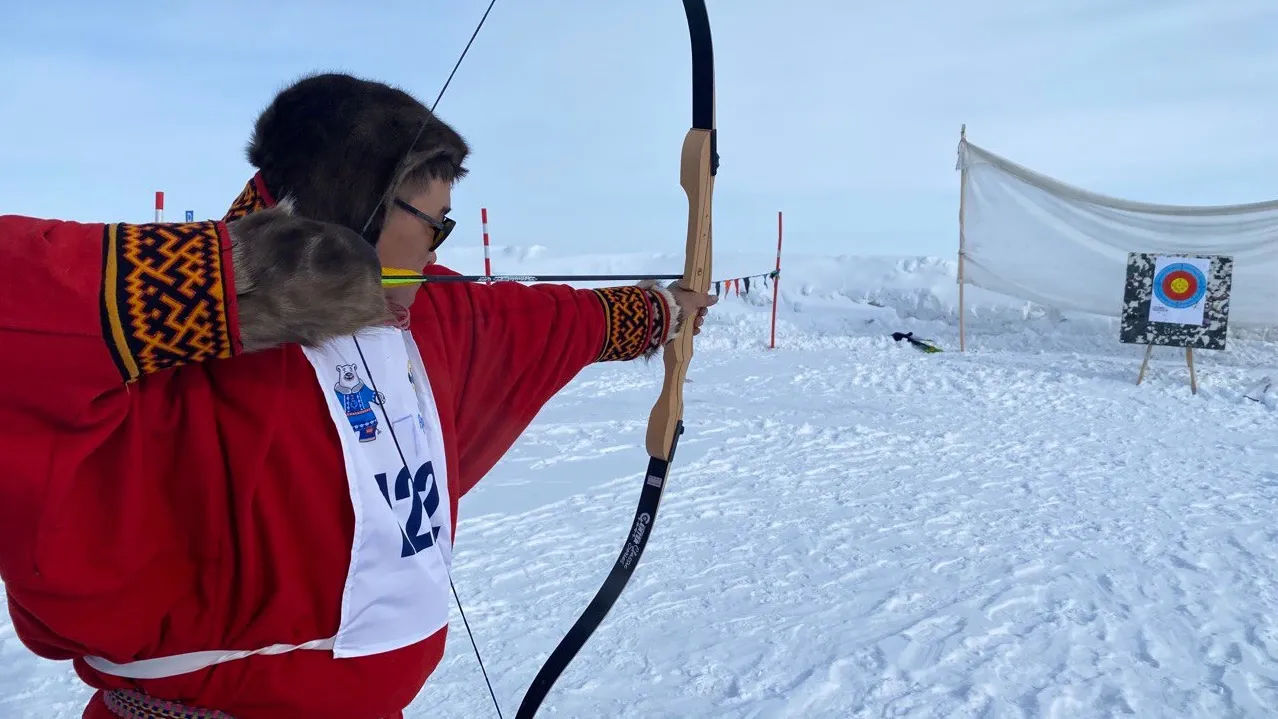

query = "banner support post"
[[770, 210, 783, 349], [957, 124, 968, 352]]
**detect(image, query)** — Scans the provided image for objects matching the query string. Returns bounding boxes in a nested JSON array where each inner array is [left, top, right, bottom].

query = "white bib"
[[84, 327, 454, 678], [304, 327, 454, 658]]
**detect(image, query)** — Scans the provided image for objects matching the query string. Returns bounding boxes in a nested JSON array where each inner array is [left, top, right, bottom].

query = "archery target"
[[1146, 255, 1212, 327], [1153, 262, 1207, 309], [1121, 252, 1232, 349]]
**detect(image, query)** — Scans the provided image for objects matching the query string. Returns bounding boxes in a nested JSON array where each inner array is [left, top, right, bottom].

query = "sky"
[[2, 0, 1278, 262]]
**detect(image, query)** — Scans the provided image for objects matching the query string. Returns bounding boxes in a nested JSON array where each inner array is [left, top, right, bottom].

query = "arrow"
[[380, 270, 683, 287]]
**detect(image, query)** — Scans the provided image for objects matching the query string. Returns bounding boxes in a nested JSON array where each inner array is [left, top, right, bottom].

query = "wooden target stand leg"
[[1186, 346, 1198, 395], [1135, 342, 1198, 395], [1136, 343, 1155, 385]]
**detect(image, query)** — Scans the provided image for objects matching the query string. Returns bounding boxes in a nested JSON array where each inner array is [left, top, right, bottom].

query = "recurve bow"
[[513, 1, 717, 716]]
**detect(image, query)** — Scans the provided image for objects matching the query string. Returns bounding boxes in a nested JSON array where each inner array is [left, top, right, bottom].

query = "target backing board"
[[1120, 253, 1232, 350]]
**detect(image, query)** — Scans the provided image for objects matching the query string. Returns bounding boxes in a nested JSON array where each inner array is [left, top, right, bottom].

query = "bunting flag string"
[[713, 269, 779, 297]]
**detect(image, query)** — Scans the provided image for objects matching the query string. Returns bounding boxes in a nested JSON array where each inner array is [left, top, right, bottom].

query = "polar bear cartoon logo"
[[334, 363, 385, 442]]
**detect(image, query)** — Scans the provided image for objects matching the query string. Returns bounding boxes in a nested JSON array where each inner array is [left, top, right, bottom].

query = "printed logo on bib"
[[375, 461, 446, 557], [333, 364, 385, 442]]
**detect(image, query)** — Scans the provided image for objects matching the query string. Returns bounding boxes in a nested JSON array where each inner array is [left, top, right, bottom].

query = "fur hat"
[[246, 72, 469, 244]]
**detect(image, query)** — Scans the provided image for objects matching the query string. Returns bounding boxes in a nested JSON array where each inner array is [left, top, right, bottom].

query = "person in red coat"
[[0, 73, 715, 719]]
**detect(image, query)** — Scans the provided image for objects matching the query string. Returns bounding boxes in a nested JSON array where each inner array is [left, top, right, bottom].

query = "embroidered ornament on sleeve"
[[644, 284, 679, 350]]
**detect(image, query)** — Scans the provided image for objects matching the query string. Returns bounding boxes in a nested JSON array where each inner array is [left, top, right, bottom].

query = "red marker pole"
[[154, 191, 165, 222], [769, 211, 783, 349], [480, 207, 493, 279]]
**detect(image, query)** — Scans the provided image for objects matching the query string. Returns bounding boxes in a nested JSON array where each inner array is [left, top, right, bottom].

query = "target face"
[[1153, 262, 1207, 309]]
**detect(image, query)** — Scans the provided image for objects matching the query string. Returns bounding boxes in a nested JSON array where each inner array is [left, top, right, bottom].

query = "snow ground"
[[6, 248, 1278, 718]]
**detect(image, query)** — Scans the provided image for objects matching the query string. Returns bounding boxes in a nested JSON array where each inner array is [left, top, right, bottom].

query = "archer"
[[0, 71, 715, 719]]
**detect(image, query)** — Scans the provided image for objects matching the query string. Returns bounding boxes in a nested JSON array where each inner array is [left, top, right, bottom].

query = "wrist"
[[639, 280, 680, 349]]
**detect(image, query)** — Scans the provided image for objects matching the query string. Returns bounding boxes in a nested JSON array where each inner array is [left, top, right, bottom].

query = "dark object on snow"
[[1244, 376, 1271, 403], [892, 331, 943, 353]]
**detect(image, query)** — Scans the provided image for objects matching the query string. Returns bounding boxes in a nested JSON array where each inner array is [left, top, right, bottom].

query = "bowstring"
[[359, 0, 500, 238], [352, 1, 506, 717], [351, 335, 503, 719]]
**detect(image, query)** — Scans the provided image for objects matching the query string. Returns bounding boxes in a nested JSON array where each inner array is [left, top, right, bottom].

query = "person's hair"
[[397, 150, 469, 194], [246, 72, 469, 244]]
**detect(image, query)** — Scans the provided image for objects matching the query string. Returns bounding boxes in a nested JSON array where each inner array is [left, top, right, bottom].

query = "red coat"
[[0, 181, 673, 719]]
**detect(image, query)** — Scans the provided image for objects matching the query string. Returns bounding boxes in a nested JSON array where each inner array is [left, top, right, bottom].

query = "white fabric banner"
[[957, 140, 1278, 327]]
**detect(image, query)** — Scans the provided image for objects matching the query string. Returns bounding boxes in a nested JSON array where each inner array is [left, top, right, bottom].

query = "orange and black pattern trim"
[[222, 172, 275, 222], [590, 286, 672, 362], [100, 221, 238, 382], [644, 288, 671, 353], [103, 688, 235, 718]]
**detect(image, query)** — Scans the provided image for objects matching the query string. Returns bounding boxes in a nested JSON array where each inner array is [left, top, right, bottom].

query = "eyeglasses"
[[393, 197, 455, 251]]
